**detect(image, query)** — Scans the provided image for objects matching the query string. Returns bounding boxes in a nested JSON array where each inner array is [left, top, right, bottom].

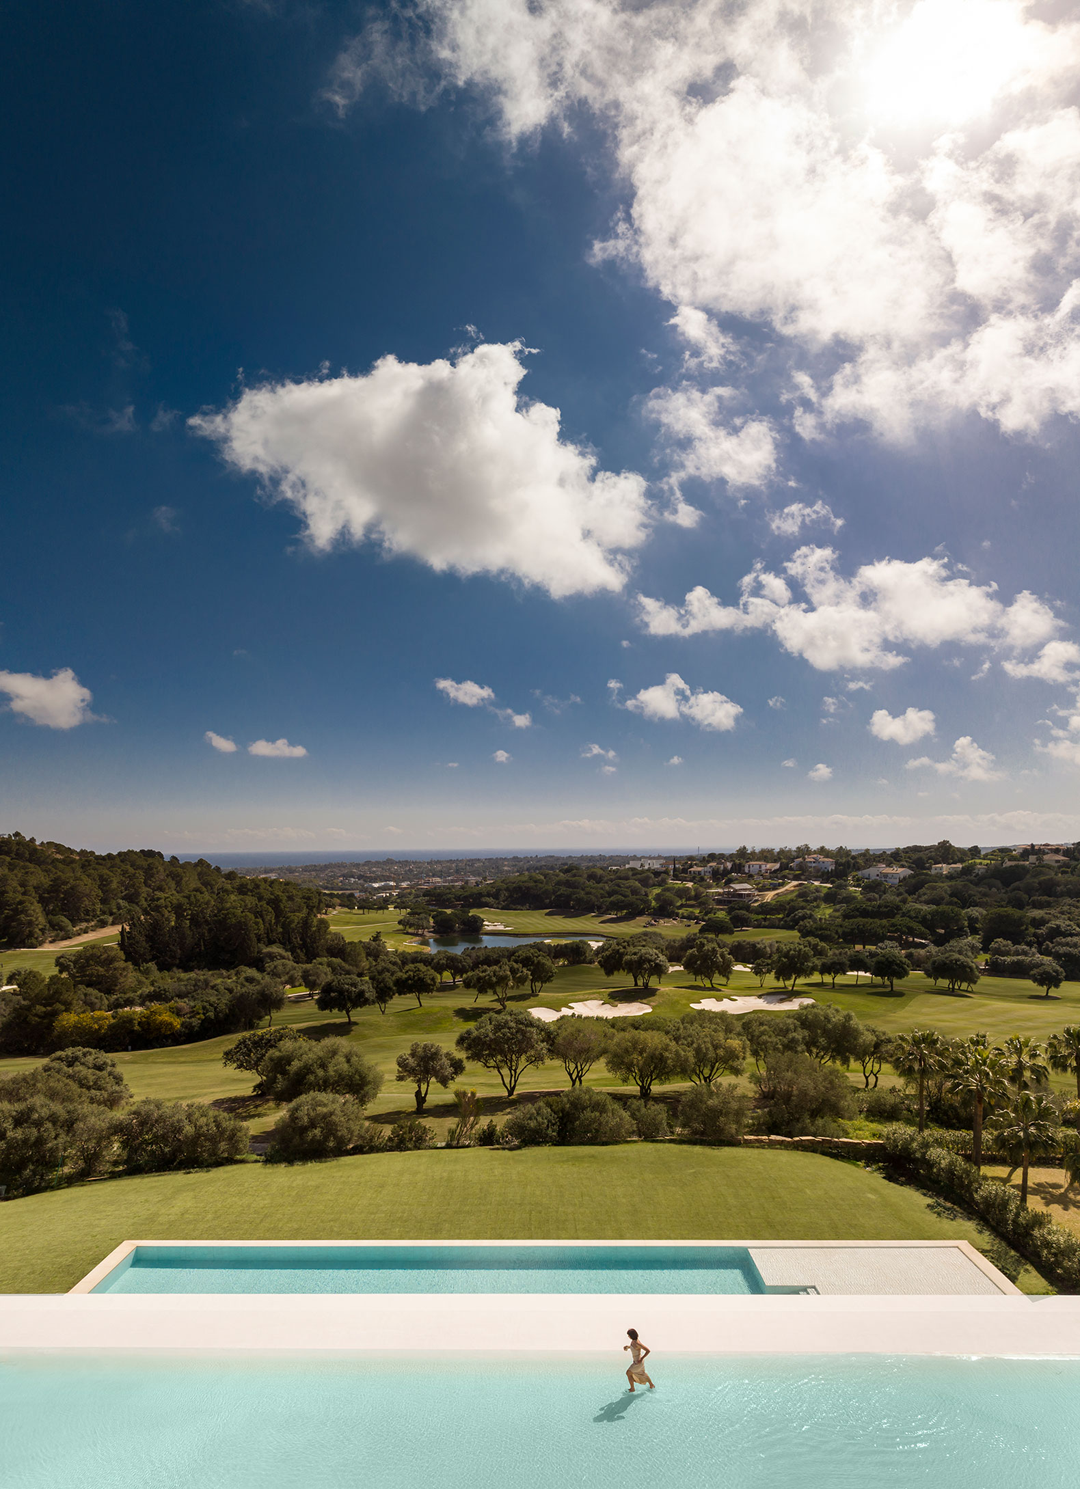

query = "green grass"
[[0, 1143, 1040, 1293], [0, 931, 120, 984]]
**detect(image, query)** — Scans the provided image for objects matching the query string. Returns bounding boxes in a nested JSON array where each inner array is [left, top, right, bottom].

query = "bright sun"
[[862, 0, 1031, 127]]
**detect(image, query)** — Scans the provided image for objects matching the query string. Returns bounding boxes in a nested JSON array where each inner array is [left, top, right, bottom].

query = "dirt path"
[[10, 924, 121, 954]]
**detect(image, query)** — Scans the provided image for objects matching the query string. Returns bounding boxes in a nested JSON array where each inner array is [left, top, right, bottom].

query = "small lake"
[[424, 933, 600, 953]]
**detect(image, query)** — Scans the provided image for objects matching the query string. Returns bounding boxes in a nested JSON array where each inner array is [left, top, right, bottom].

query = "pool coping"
[[67, 1238, 1021, 1297]]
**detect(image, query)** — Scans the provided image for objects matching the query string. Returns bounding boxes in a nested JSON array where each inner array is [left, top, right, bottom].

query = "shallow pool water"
[[3, 1354, 1079, 1488], [93, 1243, 766, 1294]]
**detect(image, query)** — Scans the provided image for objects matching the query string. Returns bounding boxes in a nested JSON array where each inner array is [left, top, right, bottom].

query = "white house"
[[858, 864, 914, 885], [627, 857, 669, 870], [930, 863, 963, 876], [745, 861, 780, 877], [793, 855, 835, 874]]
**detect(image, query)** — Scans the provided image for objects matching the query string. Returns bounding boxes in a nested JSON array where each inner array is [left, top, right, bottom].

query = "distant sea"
[[175, 848, 686, 869]]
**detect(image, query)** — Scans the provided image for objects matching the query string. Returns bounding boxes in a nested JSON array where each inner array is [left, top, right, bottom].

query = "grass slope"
[[0, 1144, 1026, 1293]]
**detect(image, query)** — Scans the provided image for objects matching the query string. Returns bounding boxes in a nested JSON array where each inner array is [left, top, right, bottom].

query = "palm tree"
[[1001, 1035, 1050, 1093], [946, 1040, 1008, 1169], [989, 1091, 1058, 1205], [1048, 1027, 1080, 1099], [891, 1029, 945, 1132]]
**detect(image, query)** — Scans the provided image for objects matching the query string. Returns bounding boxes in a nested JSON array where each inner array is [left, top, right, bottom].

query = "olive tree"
[[395, 1041, 466, 1113], [455, 1009, 547, 1097]]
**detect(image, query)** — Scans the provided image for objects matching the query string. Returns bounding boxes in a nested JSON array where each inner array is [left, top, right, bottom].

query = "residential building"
[[745, 861, 780, 877], [626, 857, 670, 870], [930, 863, 963, 876], [857, 864, 914, 885], [792, 855, 835, 874]]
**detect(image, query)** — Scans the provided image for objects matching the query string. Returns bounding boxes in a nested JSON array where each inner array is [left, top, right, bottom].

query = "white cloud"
[[499, 709, 533, 729], [446, 761, 459, 768], [638, 546, 1062, 673], [781, 758, 797, 768], [435, 678, 496, 707], [821, 695, 843, 716], [906, 735, 1001, 781], [205, 730, 238, 753], [248, 738, 308, 758], [0, 668, 96, 729], [582, 743, 618, 760], [493, 749, 512, 763], [869, 707, 936, 745], [767, 696, 785, 710], [624, 672, 742, 732], [646, 385, 777, 491], [768, 501, 843, 538], [1002, 640, 1080, 684], [666, 755, 683, 765], [807, 763, 833, 782], [599, 763, 617, 775], [193, 342, 650, 599], [369, 0, 1080, 445]]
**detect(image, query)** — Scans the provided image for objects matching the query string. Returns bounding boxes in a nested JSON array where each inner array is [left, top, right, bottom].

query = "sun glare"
[[862, 0, 1030, 127]]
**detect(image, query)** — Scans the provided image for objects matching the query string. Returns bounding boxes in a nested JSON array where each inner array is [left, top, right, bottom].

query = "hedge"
[[881, 1125, 1080, 1293]]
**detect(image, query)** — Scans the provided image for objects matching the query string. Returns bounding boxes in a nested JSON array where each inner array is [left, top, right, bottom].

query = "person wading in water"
[[623, 1329, 655, 1392]]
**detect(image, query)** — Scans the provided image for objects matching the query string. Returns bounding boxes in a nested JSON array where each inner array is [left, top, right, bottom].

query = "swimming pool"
[[89, 1243, 773, 1294], [3, 1354, 1078, 1488]]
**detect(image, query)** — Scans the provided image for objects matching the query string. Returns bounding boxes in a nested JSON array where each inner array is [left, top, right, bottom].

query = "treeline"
[[421, 864, 702, 919], [0, 832, 329, 958]]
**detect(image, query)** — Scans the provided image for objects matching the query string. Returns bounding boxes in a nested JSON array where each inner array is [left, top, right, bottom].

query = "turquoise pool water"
[[3, 1355, 1078, 1488], [92, 1243, 768, 1294]]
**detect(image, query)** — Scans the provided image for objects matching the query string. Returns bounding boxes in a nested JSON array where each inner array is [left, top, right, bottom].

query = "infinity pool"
[[4, 1354, 1079, 1488], [91, 1243, 769, 1294]]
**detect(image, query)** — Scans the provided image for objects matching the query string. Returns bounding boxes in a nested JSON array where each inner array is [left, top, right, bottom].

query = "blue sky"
[[4, 0, 1080, 855]]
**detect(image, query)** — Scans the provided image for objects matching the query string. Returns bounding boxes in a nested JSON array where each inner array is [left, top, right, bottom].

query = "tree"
[[794, 1003, 866, 1066], [1030, 959, 1065, 999], [891, 1029, 945, 1131], [981, 906, 1031, 951], [431, 951, 464, 985], [1048, 1026, 1080, 1098], [455, 1009, 548, 1097], [395, 963, 439, 1009], [604, 1030, 684, 1100], [511, 951, 556, 996], [927, 951, 980, 993], [546, 1017, 610, 1087], [671, 1013, 746, 1084], [772, 941, 818, 991], [395, 1041, 466, 1112], [851, 1025, 890, 1089], [753, 1052, 856, 1135], [595, 941, 626, 978], [677, 1083, 751, 1143], [222, 1027, 296, 1090], [682, 937, 735, 989], [989, 1091, 1058, 1205], [42, 1046, 129, 1108], [316, 974, 374, 1026], [819, 952, 850, 988], [259, 1037, 384, 1106], [270, 1092, 376, 1162], [1000, 1035, 1049, 1093], [870, 948, 910, 993], [370, 964, 398, 1015], [622, 945, 669, 989], [947, 1040, 1009, 1169], [751, 951, 775, 987]]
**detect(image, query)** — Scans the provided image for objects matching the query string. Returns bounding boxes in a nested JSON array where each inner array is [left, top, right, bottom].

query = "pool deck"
[[3, 1291, 1080, 1357], [2, 1238, 1077, 1358]]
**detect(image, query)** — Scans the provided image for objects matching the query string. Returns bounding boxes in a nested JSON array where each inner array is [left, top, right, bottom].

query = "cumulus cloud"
[[907, 736, 1001, 781], [781, 758, 797, 768], [624, 673, 743, 732], [599, 763, 617, 775], [435, 678, 496, 707], [645, 385, 777, 491], [493, 749, 512, 763], [667, 755, 683, 765], [192, 342, 650, 599], [205, 731, 238, 753], [807, 763, 833, 782], [768, 501, 843, 538], [1002, 640, 1080, 684], [869, 707, 937, 745], [0, 668, 96, 729], [638, 547, 1061, 673], [582, 743, 618, 760], [767, 695, 785, 709], [248, 738, 308, 758], [373, 0, 1080, 443], [435, 676, 531, 727]]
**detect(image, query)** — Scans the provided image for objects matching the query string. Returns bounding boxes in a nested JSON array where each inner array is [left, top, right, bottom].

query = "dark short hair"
[[627, 1328, 638, 1340]]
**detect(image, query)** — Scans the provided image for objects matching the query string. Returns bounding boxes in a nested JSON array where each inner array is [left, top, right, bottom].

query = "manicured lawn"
[[0, 1144, 1042, 1293], [0, 930, 120, 983], [983, 1166, 1080, 1238]]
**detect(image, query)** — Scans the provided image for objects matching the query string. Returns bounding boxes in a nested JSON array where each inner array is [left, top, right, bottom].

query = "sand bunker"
[[690, 992, 815, 1015], [529, 999, 653, 1022]]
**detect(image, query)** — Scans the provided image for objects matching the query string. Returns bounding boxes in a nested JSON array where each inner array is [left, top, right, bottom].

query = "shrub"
[[754, 1052, 856, 1135], [625, 1098, 669, 1141], [42, 1047, 129, 1108], [881, 1125, 1080, 1293], [677, 1083, 751, 1144], [475, 1118, 502, 1146], [503, 1088, 634, 1147], [859, 1086, 910, 1122], [386, 1119, 435, 1151], [260, 1036, 384, 1107], [115, 1099, 247, 1172], [0, 1097, 70, 1195], [503, 1100, 559, 1147], [269, 1092, 375, 1162]]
